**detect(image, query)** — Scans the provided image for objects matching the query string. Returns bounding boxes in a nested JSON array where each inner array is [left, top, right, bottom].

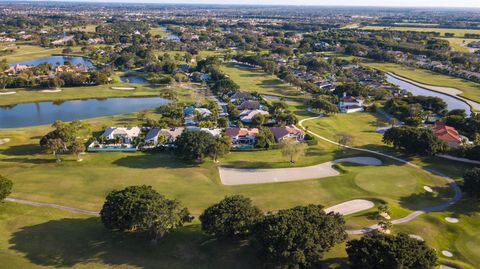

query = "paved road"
[[219, 157, 382, 185], [5, 197, 99, 216], [298, 116, 462, 235]]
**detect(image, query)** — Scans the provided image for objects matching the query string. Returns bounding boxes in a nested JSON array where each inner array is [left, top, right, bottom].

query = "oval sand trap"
[[442, 250, 453, 257], [0, 138, 11, 145], [409, 234, 424, 241], [325, 199, 374, 216], [445, 217, 459, 223], [111, 86, 135, 91], [424, 186, 433, 192], [0, 91, 16, 95], [41, 89, 62, 93]]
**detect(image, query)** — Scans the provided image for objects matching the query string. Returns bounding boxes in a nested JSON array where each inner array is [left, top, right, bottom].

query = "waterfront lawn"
[[220, 63, 303, 99], [441, 37, 478, 53], [362, 62, 480, 104], [1, 45, 81, 64]]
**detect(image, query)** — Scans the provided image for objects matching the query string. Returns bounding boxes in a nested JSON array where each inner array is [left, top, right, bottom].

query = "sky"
[[50, 0, 480, 8]]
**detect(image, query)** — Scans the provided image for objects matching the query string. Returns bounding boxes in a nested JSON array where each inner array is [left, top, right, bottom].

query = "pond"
[[0, 97, 170, 128], [386, 74, 472, 116], [11, 56, 96, 69], [120, 75, 149, 84]]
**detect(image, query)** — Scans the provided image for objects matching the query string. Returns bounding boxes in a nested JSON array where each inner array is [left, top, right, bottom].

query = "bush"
[[0, 175, 13, 201]]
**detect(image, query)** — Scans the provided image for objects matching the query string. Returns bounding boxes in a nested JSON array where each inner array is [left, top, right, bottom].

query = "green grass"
[[361, 26, 480, 38], [149, 27, 167, 36], [220, 63, 303, 99], [1, 45, 82, 64], [362, 61, 480, 104], [440, 37, 478, 53]]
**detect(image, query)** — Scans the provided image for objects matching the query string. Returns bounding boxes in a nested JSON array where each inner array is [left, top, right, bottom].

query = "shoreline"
[[387, 72, 480, 113]]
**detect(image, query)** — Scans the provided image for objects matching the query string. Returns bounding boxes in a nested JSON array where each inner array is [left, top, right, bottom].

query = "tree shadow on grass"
[[112, 152, 200, 169], [0, 144, 43, 156], [398, 185, 455, 211], [9, 218, 259, 269], [321, 257, 349, 269], [0, 157, 52, 164]]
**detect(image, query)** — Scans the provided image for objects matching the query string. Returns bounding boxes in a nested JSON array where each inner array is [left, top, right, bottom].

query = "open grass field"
[[362, 61, 480, 104], [361, 26, 480, 38], [0, 82, 205, 106], [149, 27, 167, 36], [220, 63, 303, 99], [1, 45, 82, 64]]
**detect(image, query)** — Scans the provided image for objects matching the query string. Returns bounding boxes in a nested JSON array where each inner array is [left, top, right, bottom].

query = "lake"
[[386, 74, 472, 115], [11, 56, 96, 69], [0, 97, 170, 128]]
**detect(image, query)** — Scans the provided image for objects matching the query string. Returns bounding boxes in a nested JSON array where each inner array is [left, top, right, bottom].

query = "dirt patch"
[[0, 138, 11, 145]]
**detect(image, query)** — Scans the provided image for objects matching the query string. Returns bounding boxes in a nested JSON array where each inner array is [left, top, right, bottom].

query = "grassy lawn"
[[1, 45, 81, 64], [149, 27, 167, 36], [361, 26, 480, 37], [362, 62, 480, 104], [220, 63, 304, 99], [440, 37, 478, 53], [0, 83, 204, 106]]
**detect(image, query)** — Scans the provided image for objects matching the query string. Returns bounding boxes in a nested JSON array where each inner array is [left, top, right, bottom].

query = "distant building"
[[100, 127, 141, 144], [338, 94, 365, 113], [269, 125, 305, 142], [239, 109, 270, 123], [225, 127, 259, 148], [431, 122, 463, 148]]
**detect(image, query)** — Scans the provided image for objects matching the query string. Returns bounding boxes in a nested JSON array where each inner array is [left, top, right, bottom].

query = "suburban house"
[[100, 127, 141, 144], [184, 106, 196, 126], [239, 109, 270, 123], [269, 125, 305, 142], [230, 91, 253, 102], [225, 127, 259, 148], [145, 127, 185, 147], [431, 122, 463, 148], [237, 100, 261, 110], [338, 95, 365, 113], [186, 127, 223, 137], [195, 108, 213, 118]]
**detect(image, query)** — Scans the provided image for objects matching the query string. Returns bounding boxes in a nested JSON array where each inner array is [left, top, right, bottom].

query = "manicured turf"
[[1, 45, 79, 64], [440, 37, 478, 53], [362, 62, 480, 104], [220, 63, 303, 98], [361, 26, 480, 37]]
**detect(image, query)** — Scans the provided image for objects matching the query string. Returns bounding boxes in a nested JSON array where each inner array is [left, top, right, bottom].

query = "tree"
[[200, 195, 262, 239], [378, 219, 392, 233], [255, 127, 275, 149], [310, 96, 339, 115], [462, 168, 480, 200], [211, 135, 231, 162], [346, 231, 437, 269], [47, 76, 64, 89], [100, 185, 192, 242], [217, 117, 228, 128], [174, 130, 216, 161], [0, 175, 13, 201], [378, 204, 391, 219], [251, 113, 265, 126], [46, 138, 66, 162], [0, 74, 12, 89], [334, 132, 354, 150], [70, 139, 85, 161], [40, 120, 87, 149], [280, 138, 307, 164], [383, 126, 446, 156], [253, 205, 347, 268]]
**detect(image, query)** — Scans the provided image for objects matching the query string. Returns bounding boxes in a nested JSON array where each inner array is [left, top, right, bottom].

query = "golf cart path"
[[219, 157, 382, 185], [5, 197, 99, 216], [298, 116, 462, 235]]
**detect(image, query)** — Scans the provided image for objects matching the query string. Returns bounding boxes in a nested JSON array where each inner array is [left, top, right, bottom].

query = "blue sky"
[[63, 0, 480, 8]]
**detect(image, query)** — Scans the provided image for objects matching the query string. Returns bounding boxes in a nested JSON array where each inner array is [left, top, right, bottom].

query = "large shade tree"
[[174, 130, 216, 161], [462, 167, 480, 200], [0, 175, 13, 201], [346, 231, 437, 269], [200, 195, 262, 239], [100, 185, 192, 242], [253, 204, 347, 268]]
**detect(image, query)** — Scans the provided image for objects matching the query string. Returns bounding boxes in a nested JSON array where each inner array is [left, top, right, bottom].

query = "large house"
[[225, 127, 259, 148], [431, 122, 463, 148], [230, 91, 253, 102], [101, 127, 141, 144], [338, 95, 365, 113], [239, 109, 270, 123], [269, 125, 305, 142], [145, 127, 185, 147], [237, 100, 261, 110]]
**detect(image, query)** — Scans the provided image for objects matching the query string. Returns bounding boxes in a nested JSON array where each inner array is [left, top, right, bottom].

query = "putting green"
[[354, 167, 417, 197]]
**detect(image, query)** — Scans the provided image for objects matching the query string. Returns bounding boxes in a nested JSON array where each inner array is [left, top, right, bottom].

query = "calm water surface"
[[11, 56, 95, 69], [0, 97, 169, 128]]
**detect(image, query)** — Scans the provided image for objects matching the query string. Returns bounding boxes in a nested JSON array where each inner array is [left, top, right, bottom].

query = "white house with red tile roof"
[[338, 94, 365, 113], [225, 127, 259, 148], [431, 122, 463, 148]]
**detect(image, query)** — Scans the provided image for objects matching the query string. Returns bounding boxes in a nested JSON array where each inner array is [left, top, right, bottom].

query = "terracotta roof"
[[269, 125, 305, 141], [225, 127, 259, 137], [432, 122, 461, 143]]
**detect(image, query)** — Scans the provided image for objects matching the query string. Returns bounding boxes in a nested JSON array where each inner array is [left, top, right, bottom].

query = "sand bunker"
[[424, 186, 433, 193], [442, 250, 453, 257], [40, 89, 62, 93], [111, 86, 135, 91], [0, 138, 11, 145], [445, 217, 459, 223], [325, 199, 374, 216], [219, 157, 382, 185], [0, 91, 16, 95], [409, 234, 424, 241]]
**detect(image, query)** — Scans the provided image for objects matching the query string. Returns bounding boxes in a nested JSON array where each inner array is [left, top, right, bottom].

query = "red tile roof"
[[269, 125, 305, 141], [432, 122, 461, 143], [225, 128, 259, 137]]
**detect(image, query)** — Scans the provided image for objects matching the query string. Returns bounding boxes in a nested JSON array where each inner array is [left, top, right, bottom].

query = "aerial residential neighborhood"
[[0, 1, 480, 269]]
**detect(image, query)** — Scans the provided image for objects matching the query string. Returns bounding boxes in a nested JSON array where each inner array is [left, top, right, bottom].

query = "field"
[[220, 63, 303, 98], [149, 27, 168, 36], [361, 26, 480, 38], [362, 61, 480, 104]]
